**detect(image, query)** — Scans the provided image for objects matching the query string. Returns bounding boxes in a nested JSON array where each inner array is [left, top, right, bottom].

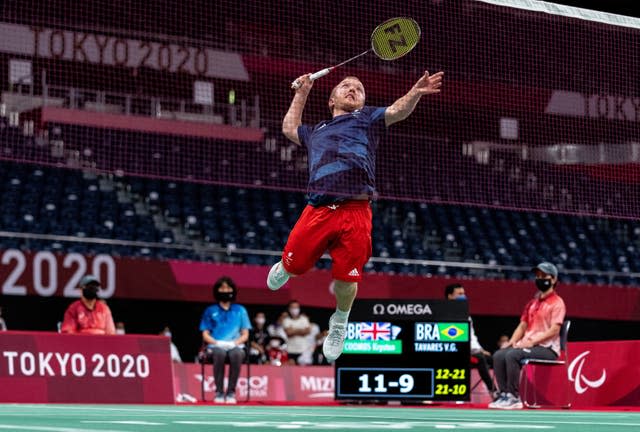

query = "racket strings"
[[371, 17, 421, 61]]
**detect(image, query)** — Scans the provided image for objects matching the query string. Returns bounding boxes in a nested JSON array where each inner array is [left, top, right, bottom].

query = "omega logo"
[[372, 303, 432, 315]]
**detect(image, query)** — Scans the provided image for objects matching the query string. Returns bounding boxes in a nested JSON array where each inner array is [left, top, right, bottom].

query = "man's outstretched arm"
[[385, 70, 444, 127], [282, 74, 314, 145]]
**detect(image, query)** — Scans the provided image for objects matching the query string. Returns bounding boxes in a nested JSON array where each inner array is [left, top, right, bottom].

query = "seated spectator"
[[199, 276, 251, 404], [282, 300, 311, 365], [160, 326, 182, 363], [267, 311, 289, 342], [249, 312, 269, 364], [490, 262, 566, 410], [497, 334, 509, 350], [115, 321, 126, 335], [298, 321, 320, 366], [266, 336, 289, 366], [60, 275, 115, 335]]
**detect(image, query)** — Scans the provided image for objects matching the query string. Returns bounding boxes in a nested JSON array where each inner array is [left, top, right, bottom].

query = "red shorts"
[[281, 200, 372, 282]]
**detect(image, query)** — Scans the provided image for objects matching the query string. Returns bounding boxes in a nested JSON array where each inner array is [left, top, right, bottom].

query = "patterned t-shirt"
[[297, 106, 387, 206]]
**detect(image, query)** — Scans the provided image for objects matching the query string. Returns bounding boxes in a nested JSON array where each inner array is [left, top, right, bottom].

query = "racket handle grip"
[[310, 68, 331, 81], [291, 68, 332, 89]]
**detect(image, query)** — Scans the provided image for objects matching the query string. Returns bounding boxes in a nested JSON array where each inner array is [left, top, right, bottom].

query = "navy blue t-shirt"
[[297, 106, 387, 206]]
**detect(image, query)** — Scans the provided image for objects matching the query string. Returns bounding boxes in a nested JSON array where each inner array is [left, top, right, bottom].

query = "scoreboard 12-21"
[[335, 299, 470, 402]]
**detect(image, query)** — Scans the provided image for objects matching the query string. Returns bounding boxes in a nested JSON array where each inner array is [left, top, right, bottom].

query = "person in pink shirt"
[[60, 275, 116, 335], [489, 262, 566, 410]]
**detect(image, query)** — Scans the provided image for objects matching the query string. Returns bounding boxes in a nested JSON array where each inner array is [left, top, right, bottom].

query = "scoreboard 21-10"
[[335, 299, 470, 402]]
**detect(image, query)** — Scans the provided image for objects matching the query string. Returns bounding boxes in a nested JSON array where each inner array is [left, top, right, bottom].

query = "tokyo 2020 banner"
[[0, 331, 175, 403]]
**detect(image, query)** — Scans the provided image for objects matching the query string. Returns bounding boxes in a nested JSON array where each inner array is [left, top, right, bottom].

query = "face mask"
[[535, 278, 553, 292], [455, 295, 468, 301], [214, 290, 235, 302], [269, 339, 281, 348], [289, 308, 300, 317], [82, 286, 99, 300], [163, 331, 172, 338], [255, 318, 266, 326], [115, 329, 126, 335]]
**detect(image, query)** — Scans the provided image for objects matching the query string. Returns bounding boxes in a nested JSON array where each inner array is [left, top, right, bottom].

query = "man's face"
[[448, 287, 466, 300], [329, 77, 365, 115]]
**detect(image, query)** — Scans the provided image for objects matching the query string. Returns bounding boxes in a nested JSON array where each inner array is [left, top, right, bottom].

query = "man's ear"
[[328, 98, 335, 114]]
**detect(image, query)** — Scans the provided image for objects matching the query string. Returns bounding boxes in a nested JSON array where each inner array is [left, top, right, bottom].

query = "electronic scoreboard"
[[335, 299, 470, 402]]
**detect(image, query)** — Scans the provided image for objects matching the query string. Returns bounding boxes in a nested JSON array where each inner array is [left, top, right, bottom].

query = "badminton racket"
[[292, 17, 421, 89]]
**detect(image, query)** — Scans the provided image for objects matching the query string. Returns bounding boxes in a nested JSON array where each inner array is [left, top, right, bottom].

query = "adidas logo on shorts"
[[348, 268, 360, 277]]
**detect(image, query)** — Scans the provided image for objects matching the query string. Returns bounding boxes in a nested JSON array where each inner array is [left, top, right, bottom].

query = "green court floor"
[[0, 404, 638, 432]]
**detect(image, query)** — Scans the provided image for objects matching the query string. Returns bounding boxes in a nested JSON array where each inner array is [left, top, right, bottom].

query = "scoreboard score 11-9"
[[335, 299, 470, 402]]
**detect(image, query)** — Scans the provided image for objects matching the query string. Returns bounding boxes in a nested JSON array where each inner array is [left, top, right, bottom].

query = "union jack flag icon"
[[359, 322, 392, 341]]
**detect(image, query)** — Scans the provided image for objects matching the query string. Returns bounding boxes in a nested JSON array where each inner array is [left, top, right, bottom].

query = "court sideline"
[[0, 404, 639, 432]]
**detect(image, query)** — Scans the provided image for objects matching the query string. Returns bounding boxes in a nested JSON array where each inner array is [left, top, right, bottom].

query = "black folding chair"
[[520, 320, 572, 409]]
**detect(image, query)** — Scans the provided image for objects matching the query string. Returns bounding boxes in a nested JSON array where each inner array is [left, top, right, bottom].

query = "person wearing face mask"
[[267, 311, 289, 343], [249, 312, 269, 364], [159, 326, 182, 363], [445, 283, 497, 400], [489, 262, 566, 410], [199, 276, 251, 404], [60, 275, 116, 335], [282, 300, 311, 365]]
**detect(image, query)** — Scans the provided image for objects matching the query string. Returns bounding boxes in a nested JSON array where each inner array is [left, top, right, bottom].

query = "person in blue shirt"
[[268, 71, 444, 363], [200, 276, 252, 404]]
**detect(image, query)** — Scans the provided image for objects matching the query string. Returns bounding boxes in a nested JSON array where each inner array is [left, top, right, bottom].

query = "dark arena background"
[[0, 0, 639, 430]]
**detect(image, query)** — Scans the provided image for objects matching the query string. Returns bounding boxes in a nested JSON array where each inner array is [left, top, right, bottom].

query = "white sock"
[[333, 308, 350, 323]]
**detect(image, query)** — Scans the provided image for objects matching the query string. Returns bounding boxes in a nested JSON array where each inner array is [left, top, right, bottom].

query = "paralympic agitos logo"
[[568, 351, 607, 394]]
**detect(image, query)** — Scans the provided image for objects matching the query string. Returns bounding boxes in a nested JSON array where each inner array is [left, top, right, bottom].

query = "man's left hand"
[[412, 71, 444, 96]]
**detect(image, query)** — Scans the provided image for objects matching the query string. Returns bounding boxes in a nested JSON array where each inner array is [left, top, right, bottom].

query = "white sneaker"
[[501, 393, 523, 410], [488, 393, 507, 409], [225, 392, 237, 404], [267, 260, 289, 291], [214, 392, 225, 403], [323, 313, 347, 362]]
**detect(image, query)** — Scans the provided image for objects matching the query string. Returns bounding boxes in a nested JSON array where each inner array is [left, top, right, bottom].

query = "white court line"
[[174, 419, 554, 429], [0, 425, 129, 432], [2, 404, 636, 417], [83, 421, 165, 425]]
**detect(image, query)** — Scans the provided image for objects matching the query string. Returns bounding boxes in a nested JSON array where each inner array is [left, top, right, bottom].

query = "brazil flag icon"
[[438, 323, 469, 342]]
